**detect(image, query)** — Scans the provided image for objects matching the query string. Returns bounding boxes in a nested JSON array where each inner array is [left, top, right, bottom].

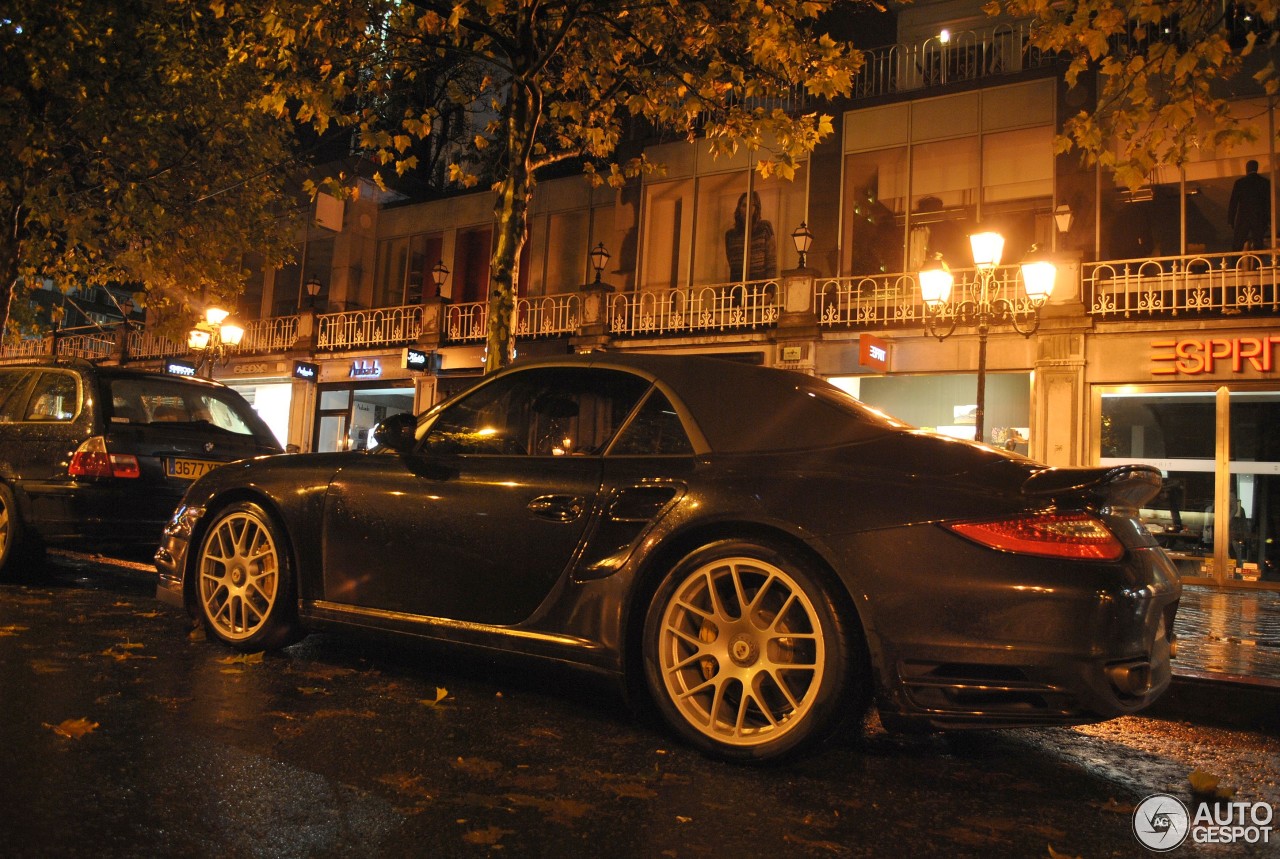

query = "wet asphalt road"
[[1, 552, 1278, 858]]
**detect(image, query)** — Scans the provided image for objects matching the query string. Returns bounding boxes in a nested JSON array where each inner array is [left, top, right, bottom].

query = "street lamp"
[[188, 306, 244, 377], [918, 232, 1056, 445], [791, 222, 814, 269], [590, 242, 611, 284]]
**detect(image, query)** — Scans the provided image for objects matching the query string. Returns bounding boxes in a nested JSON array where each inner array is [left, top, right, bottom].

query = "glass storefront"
[[1098, 385, 1280, 586], [833, 372, 1031, 451], [313, 383, 416, 452], [222, 380, 292, 450]]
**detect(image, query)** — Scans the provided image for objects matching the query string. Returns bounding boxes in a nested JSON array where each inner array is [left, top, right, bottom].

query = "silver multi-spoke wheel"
[[645, 540, 861, 761], [197, 502, 295, 648]]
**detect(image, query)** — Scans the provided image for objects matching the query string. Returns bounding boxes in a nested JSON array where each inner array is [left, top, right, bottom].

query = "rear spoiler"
[[1021, 464, 1164, 509]]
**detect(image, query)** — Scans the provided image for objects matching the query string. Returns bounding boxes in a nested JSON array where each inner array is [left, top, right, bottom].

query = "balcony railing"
[[608, 282, 780, 337], [318, 304, 424, 351], [1085, 252, 1280, 318], [852, 21, 1053, 100], [5, 251, 1278, 366], [444, 294, 584, 344]]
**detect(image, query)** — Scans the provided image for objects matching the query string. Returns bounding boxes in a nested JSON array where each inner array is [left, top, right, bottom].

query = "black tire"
[[642, 539, 867, 763], [0, 482, 44, 581], [194, 501, 299, 651]]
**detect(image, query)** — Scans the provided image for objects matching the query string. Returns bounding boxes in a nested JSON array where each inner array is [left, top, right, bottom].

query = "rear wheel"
[[643, 539, 867, 763], [195, 501, 298, 651]]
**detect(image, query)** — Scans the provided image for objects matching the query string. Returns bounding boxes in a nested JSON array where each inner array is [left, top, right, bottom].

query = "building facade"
[[4, 3, 1278, 595]]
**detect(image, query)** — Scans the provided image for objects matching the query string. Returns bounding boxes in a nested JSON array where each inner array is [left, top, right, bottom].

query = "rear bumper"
[[22, 481, 183, 546], [860, 541, 1182, 731]]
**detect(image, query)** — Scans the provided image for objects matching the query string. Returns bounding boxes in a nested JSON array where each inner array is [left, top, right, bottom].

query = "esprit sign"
[[1151, 335, 1280, 376]]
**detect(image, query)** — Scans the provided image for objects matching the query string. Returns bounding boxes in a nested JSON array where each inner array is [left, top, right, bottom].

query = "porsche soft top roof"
[[508, 352, 904, 454]]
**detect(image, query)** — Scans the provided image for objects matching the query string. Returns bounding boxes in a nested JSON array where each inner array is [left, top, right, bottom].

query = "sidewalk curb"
[[1147, 671, 1280, 733]]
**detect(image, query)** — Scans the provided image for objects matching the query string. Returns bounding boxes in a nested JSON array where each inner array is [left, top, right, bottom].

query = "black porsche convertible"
[[156, 352, 1180, 762]]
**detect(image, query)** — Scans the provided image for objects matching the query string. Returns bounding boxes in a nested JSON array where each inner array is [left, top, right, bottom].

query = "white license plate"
[[166, 458, 221, 480]]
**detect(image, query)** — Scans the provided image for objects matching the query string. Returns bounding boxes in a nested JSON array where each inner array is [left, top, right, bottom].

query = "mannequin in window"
[[724, 191, 777, 283]]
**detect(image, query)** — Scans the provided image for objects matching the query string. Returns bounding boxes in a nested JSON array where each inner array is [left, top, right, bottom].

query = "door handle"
[[528, 494, 584, 522]]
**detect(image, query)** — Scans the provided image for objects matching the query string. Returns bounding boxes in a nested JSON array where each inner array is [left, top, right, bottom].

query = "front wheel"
[[195, 501, 299, 651], [0, 482, 44, 581], [642, 540, 867, 763]]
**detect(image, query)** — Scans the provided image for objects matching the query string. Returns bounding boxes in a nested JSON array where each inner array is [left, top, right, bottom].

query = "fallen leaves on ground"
[[1048, 845, 1082, 859], [462, 826, 512, 847], [99, 641, 153, 661], [45, 717, 99, 739], [0, 624, 28, 636]]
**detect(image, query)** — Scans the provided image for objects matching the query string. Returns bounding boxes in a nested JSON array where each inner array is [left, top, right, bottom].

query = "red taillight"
[[945, 512, 1125, 561], [68, 437, 141, 479]]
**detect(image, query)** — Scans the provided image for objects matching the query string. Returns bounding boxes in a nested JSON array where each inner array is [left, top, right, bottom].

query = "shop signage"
[[349, 359, 382, 379], [859, 333, 890, 372], [232, 362, 270, 375], [1151, 335, 1280, 376], [292, 360, 318, 381], [402, 347, 439, 372], [165, 359, 198, 377]]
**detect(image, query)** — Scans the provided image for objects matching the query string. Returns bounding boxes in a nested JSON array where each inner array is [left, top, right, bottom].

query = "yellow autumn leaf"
[[419, 687, 449, 707], [1048, 845, 1081, 859], [46, 717, 99, 739], [1188, 768, 1220, 794], [217, 651, 265, 665]]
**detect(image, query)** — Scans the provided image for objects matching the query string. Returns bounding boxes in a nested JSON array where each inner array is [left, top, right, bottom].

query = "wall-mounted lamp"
[[590, 242, 611, 284], [304, 275, 322, 308], [431, 261, 450, 297], [188, 307, 244, 377], [791, 222, 814, 269], [1054, 204, 1074, 235]]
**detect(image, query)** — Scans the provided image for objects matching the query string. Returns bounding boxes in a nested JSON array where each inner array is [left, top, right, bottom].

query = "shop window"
[[844, 148, 908, 275], [1100, 387, 1280, 585]]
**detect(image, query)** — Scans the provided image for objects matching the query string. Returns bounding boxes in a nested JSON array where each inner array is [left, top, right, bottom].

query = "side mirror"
[[371, 412, 418, 454]]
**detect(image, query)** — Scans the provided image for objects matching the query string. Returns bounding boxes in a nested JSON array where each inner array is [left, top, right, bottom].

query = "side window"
[[422, 367, 651, 456], [0, 370, 35, 422], [609, 389, 695, 455], [23, 371, 79, 422]]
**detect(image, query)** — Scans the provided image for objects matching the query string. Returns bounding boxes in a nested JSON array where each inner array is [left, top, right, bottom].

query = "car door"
[[0, 369, 91, 530], [320, 365, 653, 625]]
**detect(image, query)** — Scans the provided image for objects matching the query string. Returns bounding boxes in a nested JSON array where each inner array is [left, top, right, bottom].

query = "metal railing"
[[608, 282, 780, 337], [317, 304, 424, 351], [444, 294, 584, 344], [1085, 251, 1280, 317], [852, 21, 1053, 100]]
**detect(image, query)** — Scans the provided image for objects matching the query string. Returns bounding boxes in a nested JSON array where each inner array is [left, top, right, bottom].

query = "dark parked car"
[[0, 360, 282, 577], [155, 353, 1180, 762]]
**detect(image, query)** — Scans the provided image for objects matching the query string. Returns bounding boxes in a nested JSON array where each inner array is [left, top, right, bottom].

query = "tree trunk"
[[485, 84, 539, 374], [0, 202, 23, 340]]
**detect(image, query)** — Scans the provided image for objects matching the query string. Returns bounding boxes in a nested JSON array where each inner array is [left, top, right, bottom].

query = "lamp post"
[[791, 222, 814, 269], [918, 231, 1056, 445], [590, 242, 611, 284], [187, 307, 244, 378]]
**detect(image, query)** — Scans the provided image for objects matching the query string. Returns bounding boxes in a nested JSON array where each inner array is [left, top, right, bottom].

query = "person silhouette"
[[1227, 159, 1271, 252], [724, 191, 777, 282]]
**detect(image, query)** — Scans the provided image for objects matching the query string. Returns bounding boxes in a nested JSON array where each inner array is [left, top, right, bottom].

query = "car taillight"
[[944, 511, 1125, 561], [68, 436, 141, 479]]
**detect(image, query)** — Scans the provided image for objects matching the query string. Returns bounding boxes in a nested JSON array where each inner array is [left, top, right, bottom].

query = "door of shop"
[[312, 383, 416, 453], [1097, 384, 1280, 587]]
